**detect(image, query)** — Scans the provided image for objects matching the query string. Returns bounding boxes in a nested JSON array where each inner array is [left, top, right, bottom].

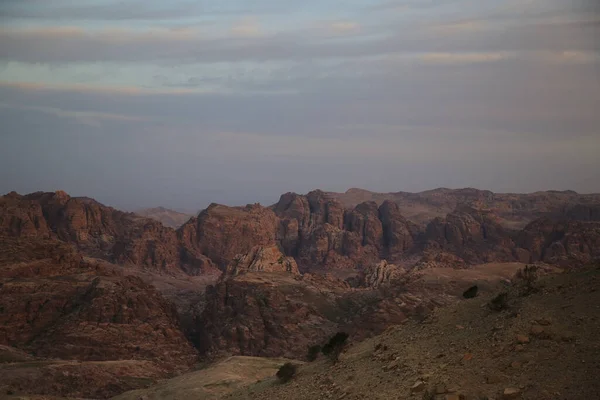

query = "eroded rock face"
[[0, 237, 197, 370], [515, 218, 600, 265], [379, 200, 418, 258], [0, 192, 51, 238], [422, 206, 515, 264], [197, 273, 340, 359], [357, 260, 407, 289], [178, 203, 279, 269], [1, 191, 184, 273], [273, 192, 420, 270], [225, 245, 299, 276]]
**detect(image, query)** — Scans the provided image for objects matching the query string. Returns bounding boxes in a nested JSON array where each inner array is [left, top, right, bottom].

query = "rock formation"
[[0, 191, 184, 273], [515, 218, 600, 266], [0, 236, 197, 370], [356, 260, 407, 289], [422, 206, 515, 264], [178, 203, 279, 269], [225, 245, 299, 276]]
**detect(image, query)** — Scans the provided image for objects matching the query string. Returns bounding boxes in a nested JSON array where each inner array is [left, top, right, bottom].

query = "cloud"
[[532, 50, 600, 64], [1, 9, 598, 66], [0, 102, 148, 127], [430, 20, 488, 34], [230, 17, 263, 37], [418, 52, 515, 65], [0, 81, 209, 95], [329, 21, 361, 34]]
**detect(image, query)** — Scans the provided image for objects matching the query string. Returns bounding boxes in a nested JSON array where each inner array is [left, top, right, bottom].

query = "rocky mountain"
[[136, 206, 193, 229], [0, 191, 184, 273], [0, 235, 198, 398], [329, 187, 600, 228], [3, 189, 600, 276], [1, 187, 600, 399]]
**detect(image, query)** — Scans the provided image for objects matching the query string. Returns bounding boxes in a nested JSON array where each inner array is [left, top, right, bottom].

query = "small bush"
[[322, 332, 349, 363], [276, 363, 297, 383], [462, 285, 479, 299], [515, 265, 538, 295], [307, 345, 321, 361], [488, 292, 509, 311]]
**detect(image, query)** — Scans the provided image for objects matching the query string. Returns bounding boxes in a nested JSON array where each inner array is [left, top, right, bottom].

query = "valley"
[[0, 187, 599, 399]]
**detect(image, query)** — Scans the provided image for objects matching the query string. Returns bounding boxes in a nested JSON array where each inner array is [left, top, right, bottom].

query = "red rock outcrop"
[[515, 218, 600, 266], [422, 206, 516, 264], [178, 203, 279, 269], [0, 236, 197, 370], [330, 188, 600, 228], [196, 272, 340, 359], [1, 191, 185, 273], [225, 245, 299, 276], [272, 192, 420, 270], [356, 260, 406, 289]]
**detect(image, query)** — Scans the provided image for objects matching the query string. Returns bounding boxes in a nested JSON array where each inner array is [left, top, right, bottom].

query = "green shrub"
[[276, 362, 297, 383], [515, 265, 538, 295], [307, 345, 321, 361], [488, 292, 509, 311], [322, 332, 349, 363]]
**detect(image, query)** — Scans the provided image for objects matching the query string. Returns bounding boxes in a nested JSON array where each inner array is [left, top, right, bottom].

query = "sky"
[[0, 0, 599, 211]]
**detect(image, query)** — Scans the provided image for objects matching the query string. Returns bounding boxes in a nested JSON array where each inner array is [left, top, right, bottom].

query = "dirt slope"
[[112, 356, 295, 400], [224, 266, 600, 400]]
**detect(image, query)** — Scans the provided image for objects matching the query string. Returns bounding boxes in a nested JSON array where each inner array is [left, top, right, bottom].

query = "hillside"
[[1, 188, 600, 399], [221, 265, 600, 400]]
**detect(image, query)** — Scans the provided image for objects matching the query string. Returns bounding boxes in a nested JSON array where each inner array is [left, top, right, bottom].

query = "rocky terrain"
[[136, 207, 194, 229], [329, 187, 600, 229], [221, 265, 600, 400], [2, 189, 600, 275], [0, 187, 599, 399], [0, 236, 198, 398]]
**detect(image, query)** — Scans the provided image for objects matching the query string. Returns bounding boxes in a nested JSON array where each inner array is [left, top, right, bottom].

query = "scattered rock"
[[529, 325, 551, 339], [411, 380, 426, 392], [560, 332, 576, 342], [534, 317, 553, 326], [516, 334, 530, 344], [383, 360, 400, 371], [503, 387, 521, 399], [514, 345, 525, 352], [435, 384, 448, 394]]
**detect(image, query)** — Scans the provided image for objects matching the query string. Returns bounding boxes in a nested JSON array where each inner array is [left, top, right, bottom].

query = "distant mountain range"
[[135, 206, 194, 228]]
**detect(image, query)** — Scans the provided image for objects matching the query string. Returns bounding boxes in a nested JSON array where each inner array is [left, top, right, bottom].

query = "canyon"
[[1, 187, 599, 398]]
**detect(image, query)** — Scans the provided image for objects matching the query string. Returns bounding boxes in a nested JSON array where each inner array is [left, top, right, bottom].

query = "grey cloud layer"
[[1, 0, 599, 209], [1, 13, 598, 65]]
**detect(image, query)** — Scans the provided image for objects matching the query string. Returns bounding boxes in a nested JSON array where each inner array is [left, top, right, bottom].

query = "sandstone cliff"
[[0, 236, 197, 370]]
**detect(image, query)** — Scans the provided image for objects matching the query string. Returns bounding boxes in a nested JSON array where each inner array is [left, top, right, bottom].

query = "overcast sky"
[[0, 0, 599, 211]]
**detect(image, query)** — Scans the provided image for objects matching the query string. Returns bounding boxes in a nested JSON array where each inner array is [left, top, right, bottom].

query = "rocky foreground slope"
[[221, 265, 600, 400]]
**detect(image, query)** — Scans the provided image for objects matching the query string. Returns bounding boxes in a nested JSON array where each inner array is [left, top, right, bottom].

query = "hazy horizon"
[[1, 0, 599, 211]]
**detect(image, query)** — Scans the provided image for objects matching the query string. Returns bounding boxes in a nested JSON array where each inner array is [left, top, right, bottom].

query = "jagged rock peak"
[[225, 245, 299, 277], [358, 260, 406, 288]]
